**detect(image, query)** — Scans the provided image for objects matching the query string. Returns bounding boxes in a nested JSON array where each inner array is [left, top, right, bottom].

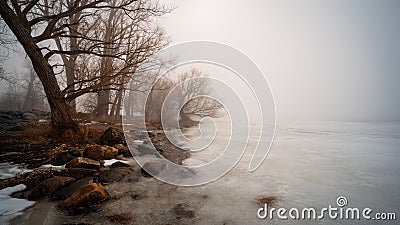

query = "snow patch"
[[103, 159, 130, 167], [0, 163, 32, 179], [0, 184, 35, 224], [38, 164, 65, 170]]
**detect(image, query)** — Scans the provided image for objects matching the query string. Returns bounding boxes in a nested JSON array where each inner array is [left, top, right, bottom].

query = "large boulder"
[[52, 150, 83, 166], [62, 168, 98, 179], [28, 176, 76, 200], [52, 177, 93, 199], [61, 183, 107, 209], [98, 167, 138, 184], [65, 157, 100, 170], [99, 127, 125, 146], [21, 112, 38, 121], [85, 145, 118, 160]]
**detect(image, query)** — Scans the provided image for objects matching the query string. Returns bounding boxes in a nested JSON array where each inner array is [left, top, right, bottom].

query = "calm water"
[[179, 119, 400, 224]]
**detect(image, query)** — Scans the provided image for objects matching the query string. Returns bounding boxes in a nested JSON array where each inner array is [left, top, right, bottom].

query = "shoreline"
[[1, 122, 280, 225], [0, 124, 199, 224]]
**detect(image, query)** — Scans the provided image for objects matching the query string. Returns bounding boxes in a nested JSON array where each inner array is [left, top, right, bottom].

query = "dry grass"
[[0, 124, 108, 168], [54, 125, 104, 143], [0, 169, 60, 190], [255, 195, 279, 206]]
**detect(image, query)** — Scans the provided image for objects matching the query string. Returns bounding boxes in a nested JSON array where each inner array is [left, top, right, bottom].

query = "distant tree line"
[[0, 0, 169, 132], [0, 60, 48, 112], [0, 0, 222, 132], [127, 68, 223, 127]]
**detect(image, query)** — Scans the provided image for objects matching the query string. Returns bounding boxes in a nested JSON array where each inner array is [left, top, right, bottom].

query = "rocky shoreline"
[[0, 123, 197, 224]]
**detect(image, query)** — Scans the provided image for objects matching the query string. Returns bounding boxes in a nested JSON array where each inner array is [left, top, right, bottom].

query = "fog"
[[162, 0, 400, 122], [1, 0, 399, 122]]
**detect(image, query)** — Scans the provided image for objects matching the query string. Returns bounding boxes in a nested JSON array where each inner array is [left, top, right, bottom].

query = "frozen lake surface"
[[179, 119, 400, 224]]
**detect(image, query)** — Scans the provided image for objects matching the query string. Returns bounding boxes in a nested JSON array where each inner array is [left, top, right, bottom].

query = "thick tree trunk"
[[110, 88, 124, 117], [95, 7, 117, 121], [64, 59, 77, 113], [0, 1, 77, 131], [55, 36, 77, 114], [95, 89, 110, 121], [57, 4, 81, 114]]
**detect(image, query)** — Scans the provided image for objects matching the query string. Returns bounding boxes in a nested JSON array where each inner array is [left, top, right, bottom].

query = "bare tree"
[[175, 69, 223, 121], [53, 0, 90, 113], [0, 0, 169, 132], [143, 68, 223, 127], [92, 2, 168, 121], [145, 76, 174, 126]]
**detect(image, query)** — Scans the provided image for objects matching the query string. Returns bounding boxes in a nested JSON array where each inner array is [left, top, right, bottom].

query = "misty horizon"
[[1, 0, 400, 122]]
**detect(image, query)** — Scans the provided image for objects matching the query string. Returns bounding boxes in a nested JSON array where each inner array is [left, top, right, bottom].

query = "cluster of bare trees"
[[125, 68, 223, 127], [0, 0, 169, 131], [175, 69, 222, 120], [0, 0, 224, 132]]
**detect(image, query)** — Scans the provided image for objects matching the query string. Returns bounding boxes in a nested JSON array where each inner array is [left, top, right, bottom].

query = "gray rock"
[[65, 157, 100, 170], [61, 183, 107, 209], [98, 167, 137, 183], [28, 176, 76, 200], [22, 112, 38, 121], [99, 127, 125, 146], [138, 144, 156, 155]]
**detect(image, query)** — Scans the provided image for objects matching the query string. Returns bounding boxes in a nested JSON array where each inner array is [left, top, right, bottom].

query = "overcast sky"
[[2, 0, 399, 121], [162, 0, 400, 121]]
